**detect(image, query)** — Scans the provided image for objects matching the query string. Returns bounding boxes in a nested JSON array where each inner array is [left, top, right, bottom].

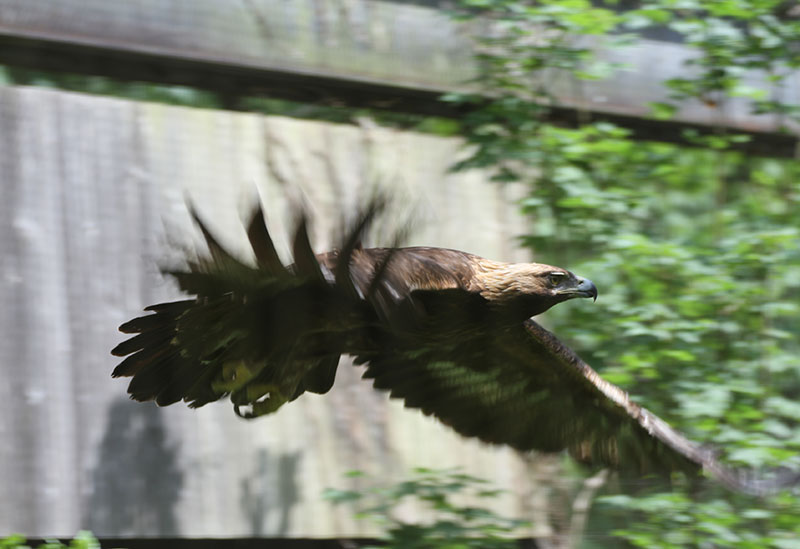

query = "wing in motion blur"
[[112, 200, 797, 495]]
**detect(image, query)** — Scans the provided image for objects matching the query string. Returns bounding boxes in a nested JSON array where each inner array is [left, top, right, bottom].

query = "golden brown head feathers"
[[471, 258, 597, 311]]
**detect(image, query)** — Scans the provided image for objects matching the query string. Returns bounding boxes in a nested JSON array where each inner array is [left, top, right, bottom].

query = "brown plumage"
[[112, 201, 797, 495]]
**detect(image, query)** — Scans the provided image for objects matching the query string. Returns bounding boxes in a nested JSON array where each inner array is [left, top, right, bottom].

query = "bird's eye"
[[548, 272, 567, 286]]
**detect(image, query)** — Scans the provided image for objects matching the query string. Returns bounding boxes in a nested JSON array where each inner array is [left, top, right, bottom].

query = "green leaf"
[[648, 102, 677, 120]]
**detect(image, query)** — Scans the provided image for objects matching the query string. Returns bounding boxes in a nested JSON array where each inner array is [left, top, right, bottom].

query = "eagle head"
[[474, 260, 597, 320]]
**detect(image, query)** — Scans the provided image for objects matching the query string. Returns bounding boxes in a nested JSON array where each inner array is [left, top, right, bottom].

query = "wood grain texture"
[[0, 0, 797, 138]]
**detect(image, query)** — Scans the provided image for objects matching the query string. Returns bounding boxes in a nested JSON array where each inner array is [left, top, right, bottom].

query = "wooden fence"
[[0, 85, 579, 539]]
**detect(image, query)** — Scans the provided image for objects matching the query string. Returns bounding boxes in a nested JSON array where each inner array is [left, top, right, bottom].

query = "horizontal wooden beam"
[[23, 538, 539, 549], [0, 0, 797, 157], [0, 29, 453, 115]]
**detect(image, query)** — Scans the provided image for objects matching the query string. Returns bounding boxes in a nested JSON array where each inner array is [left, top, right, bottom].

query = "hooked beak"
[[558, 277, 598, 302], [576, 277, 598, 302]]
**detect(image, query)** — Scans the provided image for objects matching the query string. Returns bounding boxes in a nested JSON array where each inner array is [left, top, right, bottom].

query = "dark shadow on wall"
[[240, 449, 302, 536], [87, 398, 183, 535]]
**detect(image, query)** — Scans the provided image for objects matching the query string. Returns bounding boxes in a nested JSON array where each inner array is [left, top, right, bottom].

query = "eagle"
[[112, 200, 795, 495]]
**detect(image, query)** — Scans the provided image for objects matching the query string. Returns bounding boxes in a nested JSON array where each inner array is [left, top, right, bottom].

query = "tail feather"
[[112, 346, 169, 378], [126, 346, 186, 401], [117, 303, 240, 406], [110, 328, 174, 358], [119, 313, 170, 334], [154, 355, 220, 406], [184, 360, 228, 407], [144, 300, 193, 313], [172, 297, 245, 358], [113, 199, 395, 413]]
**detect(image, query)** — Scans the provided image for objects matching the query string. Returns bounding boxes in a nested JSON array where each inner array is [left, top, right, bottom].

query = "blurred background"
[[1, 1, 799, 547]]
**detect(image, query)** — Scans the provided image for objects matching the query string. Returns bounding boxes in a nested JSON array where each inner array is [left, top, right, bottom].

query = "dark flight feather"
[[112, 200, 798, 495], [246, 207, 286, 275]]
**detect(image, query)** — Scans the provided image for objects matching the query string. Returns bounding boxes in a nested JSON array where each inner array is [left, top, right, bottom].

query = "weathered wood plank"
[[0, 0, 797, 155], [0, 0, 472, 90]]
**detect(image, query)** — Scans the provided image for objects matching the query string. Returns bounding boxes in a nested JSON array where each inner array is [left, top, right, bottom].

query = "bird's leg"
[[211, 360, 257, 393], [234, 383, 289, 418]]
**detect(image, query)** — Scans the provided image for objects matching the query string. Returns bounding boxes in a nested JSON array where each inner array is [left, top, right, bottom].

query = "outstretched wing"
[[111, 201, 385, 416], [361, 314, 795, 495]]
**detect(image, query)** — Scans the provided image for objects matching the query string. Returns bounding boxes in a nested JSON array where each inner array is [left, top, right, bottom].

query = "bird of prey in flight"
[[112, 200, 796, 495]]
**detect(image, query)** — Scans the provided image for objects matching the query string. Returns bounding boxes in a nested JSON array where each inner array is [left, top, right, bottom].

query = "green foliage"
[[450, 0, 800, 546], [601, 492, 800, 548], [629, 0, 800, 112], [0, 532, 101, 549], [2, 66, 221, 109], [453, 0, 800, 118], [0, 66, 458, 136], [324, 468, 529, 548]]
